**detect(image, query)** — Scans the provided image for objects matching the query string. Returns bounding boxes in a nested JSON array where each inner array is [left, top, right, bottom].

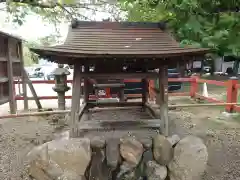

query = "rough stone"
[[167, 134, 181, 147], [90, 136, 106, 149], [54, 130, 70, 140], [153, 134, 173, 165], [139, 137, 152, 149], [116, 161, 137, 180], [120, 137, 144, 166], [106, 138, 121, 169], [146, 161, 167, 180], [88, 144, 108, 180], [27, 138, 91, 180], [139, 146, 153, 178], [168, 136, 208, 180]]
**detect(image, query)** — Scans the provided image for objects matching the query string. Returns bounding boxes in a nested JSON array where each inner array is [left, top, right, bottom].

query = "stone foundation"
[[27, 134, 208, 180]]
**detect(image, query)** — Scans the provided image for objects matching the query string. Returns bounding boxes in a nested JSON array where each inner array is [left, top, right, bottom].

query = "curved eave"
[[31, 47, 210, 60]]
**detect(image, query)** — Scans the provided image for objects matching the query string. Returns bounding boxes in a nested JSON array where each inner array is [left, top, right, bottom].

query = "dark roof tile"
[[31, 21, 209, 59]]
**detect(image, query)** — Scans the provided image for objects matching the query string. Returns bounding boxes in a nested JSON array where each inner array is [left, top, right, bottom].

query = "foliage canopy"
[[119, 0, 240, 57], [0, 0, 239, 58]]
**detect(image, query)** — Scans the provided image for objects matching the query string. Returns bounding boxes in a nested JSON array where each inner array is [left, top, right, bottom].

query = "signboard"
[[193, 61, 202, 68]]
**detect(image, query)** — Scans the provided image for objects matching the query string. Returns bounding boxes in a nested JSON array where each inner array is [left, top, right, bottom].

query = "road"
[[0, 77, 76, 115]]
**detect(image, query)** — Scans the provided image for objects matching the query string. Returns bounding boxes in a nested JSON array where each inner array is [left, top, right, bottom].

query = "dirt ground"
[[0, 97, 240, 180]]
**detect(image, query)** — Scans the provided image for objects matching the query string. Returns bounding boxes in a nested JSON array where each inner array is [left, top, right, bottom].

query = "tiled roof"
[[31, 21, 208, 59]]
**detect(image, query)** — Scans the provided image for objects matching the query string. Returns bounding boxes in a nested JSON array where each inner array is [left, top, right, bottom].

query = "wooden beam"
[[158, 66, 169, 136], [78, 119, 161, 131], [144, 103, 158, 118], [119, 79, 125, 102], [0, 97, 9, 105], [89, 106, 141, 112], [23, 70, 42, 110], [142, 69, 148, 105], [70, 64, 82, 137], [87, 101, 142, 108], [6, 38, 17, 114], [93, 83, 125, 88], [18, 42, 28, 110], [81, 72, 158, 79], [83, 65, 89, 103], [78, 102, 87, 120]]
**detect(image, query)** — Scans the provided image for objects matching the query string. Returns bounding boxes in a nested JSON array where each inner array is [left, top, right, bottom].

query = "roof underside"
[[31, 21, 208, 59]]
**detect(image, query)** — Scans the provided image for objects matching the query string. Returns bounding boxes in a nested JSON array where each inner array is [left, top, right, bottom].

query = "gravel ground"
[[0, 97, 240, 179], [0, 115, 66, 180], [168, 97, 240, 180]]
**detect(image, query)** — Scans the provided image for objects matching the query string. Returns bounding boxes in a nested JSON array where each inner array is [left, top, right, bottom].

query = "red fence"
[[13, 79, 144, 101], [149, 76, 240, 113], [13, 77, 240, 113]]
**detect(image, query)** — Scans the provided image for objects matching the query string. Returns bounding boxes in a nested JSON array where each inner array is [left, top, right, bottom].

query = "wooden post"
[[83, 65, 89, 103], [19, 42, 28, 110], [226, 76, 238, 113], [70, 64, 82, 137], [6, 38, 17, 114], [158, 66, 169, 136], [141, 79, 148, 105], [142, 68, 148, 105], [119, 79, 125, 102], [106, 87, 111, 98], [190, 75, 199, 98], [148, 80, 155, 101]]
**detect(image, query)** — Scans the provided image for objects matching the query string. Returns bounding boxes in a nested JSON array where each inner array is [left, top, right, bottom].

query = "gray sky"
[[0, 3, 113, 41]]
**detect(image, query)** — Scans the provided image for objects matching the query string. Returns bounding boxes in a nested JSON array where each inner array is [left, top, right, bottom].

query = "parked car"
[[25, 66, 43, 78], [33, 67, 44, 78], [24, 67, 35, 77], [43, 66, 57, 80], [44, 64, 73, 80]]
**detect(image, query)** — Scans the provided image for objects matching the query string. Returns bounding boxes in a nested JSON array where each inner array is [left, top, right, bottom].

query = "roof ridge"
[[70, 20, 167, 30]]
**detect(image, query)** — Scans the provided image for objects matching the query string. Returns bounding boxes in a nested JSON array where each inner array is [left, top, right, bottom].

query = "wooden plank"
[[0, 97, 9, 105], [87, 101, 142, 108], [82, 72, 158, 79], [93, 83, 125, 88], [78, 119, 161, 131], [158, 66, 169, 136], [144, 103, 158, 118], [0, 57, 7, 62], [78, 102, 87, 120], [6, 38, 17, 114], [19, 42, 28, 110], [89, 106, 142, 112], [0, 77, 8, 83], [70, 64, 82, 137], [23, 70, 42, 110]]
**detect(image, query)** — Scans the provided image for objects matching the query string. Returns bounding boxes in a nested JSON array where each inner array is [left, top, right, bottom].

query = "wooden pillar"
[[158, 66, 169, 136], [19, 42, 28, 110], [6, 38, 17, 114], [70, 64, 82, 137], [142, 69, 148, 105], [83, 65, 89, 103], [119, 79, 125, 102]]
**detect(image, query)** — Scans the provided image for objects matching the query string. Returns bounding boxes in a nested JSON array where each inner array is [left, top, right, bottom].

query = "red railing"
[[149, 76, 240, 113], [13, 77, 240, 113], [13, 79, 144, 101]]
